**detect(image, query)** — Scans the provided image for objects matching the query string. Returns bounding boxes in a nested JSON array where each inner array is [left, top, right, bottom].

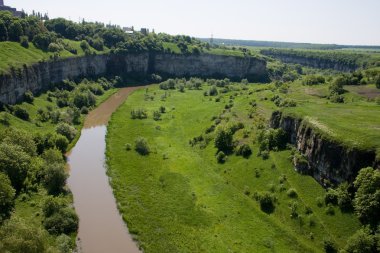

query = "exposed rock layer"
[[0, 53, 268, 104], [270, 111, 378, 184]]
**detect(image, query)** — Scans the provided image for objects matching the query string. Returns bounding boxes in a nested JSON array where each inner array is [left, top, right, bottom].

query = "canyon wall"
[[270, 111, 378, 184], [0, 53, 268, 104]]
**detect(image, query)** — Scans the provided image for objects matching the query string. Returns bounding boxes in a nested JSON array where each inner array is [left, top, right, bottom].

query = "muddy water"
[[67, 87, 141, 253]]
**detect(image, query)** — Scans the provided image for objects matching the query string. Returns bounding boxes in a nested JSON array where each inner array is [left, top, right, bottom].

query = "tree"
[[329, 76, 345, 95], [216, 151, 227, 164], [343, 227, 376, 253], [353, 167, 380, 226], [0, 218, 47, 253], [56, 123, 77, 142], [214, 126, 234, 152], [42, 163, 67, 195], [375, 75, 380, 89], [8, 21, 23, 41], [0, 172, 15, 222], [0, 143, 31, 192], [0, 20, 8, 41], [135, 137, 150, 155]]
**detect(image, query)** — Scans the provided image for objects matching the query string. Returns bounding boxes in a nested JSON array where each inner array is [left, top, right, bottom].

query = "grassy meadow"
[[105, 81, 376, 252]]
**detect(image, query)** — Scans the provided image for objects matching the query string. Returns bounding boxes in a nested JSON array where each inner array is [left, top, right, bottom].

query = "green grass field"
[[0, 40, 107, 74], [106, 83, 363, 253]]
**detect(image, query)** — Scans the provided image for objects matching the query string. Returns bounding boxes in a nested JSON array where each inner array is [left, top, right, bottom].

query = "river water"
[[67, 87, 141, 253]]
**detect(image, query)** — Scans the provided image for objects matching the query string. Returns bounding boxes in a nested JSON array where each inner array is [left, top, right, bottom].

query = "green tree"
[[56, 123, 77, 142], [343, 227, 376, 253], [0, 20, 8, 41], [0, 143, 31, 192], [0, 172, 15, 222], [8, 21, 23, 41], [375, 75, 380, 89], [353, 167, 380, 226], [135, 137, 150, 155], [214, 126, 234, 152], [42, 163, 67, 195], [0, 218, 47, 253]]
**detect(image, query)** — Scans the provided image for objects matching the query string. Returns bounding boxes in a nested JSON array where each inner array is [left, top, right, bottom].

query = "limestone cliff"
[[0, 52, 268, 104], [270, 111, 378, 184]]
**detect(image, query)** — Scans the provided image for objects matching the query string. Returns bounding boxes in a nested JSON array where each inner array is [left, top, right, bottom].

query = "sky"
[[7, 0, 380, 46]]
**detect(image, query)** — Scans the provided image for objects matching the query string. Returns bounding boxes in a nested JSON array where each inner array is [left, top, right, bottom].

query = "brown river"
[[67, 87, 141, 253]]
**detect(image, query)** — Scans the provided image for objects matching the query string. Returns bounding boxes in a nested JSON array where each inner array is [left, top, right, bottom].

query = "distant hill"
[[199, 38, 380, 50]]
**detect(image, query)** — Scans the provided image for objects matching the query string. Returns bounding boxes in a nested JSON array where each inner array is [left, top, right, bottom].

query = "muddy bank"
[[67, 87, 141, 253]]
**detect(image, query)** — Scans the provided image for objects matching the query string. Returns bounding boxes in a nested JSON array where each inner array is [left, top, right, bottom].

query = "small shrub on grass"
[[131, 108, 148, 119], [323, 239, 337, 253], [43, 207, 78, 235], [13, 106, 29, 121], [159, 106, 166, 113], [235, 144, 252, 158], [290, 201, 299, 218], [135, 137, 150, 155], [24, 91, 34, 104], [216, 151, 227, 164], [324, 189, 338, 205], [153, 111, 161, 121], [257, 191, 276, 214], [316, 197, 324, 207], [20, 36, 29, 48], [56, 123, 77, 142], [125, 143, 132, 151], [209, 86, 218, 96], [261, 150, 269, 160], [42, 163, 67, 195], [287, 188, 298, 198], [81, 106, 89, 114]]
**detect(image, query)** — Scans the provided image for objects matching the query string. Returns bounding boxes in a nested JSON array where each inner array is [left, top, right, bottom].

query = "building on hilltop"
[[0, 0, 22, 17]]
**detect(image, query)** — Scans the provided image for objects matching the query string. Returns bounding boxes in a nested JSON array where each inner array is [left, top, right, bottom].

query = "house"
[[0, 0, 23, 17]]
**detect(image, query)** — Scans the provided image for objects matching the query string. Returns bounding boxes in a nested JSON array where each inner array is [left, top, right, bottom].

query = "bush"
[[325, 204, 335, 215], [375, 75, 380, 89], [125, 143, 132, 151], [0, 218, 47, 253], [42, 163, 67, 195], [0, 172, 15, 222], [153, 111, 161, 121], [135, 137, 150, 155], [303, 75, 325, 85], [131, 108, 148, 119], [214, 126, 234, 152], [19, 36, 29, 48], [323, 239, 337, 253], [336, 183, 352, 211], [343, 227, 376, 253], [13, 106, 29, 121], [209, 86, 218, 96], [80, 40, 90, 51], [216, 151, 227, 164], [353, 167, 380, 226], [72, 90, 96, 108], [48, 42, 63, 52], [325, 189, 338, 205], [56, 123, 77, 142], [235, 144, 252, 158], [287, 188, 298, 198], [23, 90, 34, 104], [257, 191, 276, 213], [43, 207, 78, 235]]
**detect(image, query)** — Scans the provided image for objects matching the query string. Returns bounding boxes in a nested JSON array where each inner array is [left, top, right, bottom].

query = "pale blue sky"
[[7, 0, 380, 45]]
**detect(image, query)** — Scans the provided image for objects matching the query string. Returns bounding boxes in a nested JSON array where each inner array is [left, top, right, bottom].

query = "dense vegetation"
[[107, 76, 380, 252], [0, 76, 119, 252]]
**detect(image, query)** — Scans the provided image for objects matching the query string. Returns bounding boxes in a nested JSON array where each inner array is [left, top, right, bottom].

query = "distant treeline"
[[0, 10, 211, 55], [261, 48, 371, 71], [201, 38, 380, 51]]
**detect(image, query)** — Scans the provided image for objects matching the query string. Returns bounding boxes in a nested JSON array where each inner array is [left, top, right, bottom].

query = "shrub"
[[125, 143, 132, 151], [336, 183, 352, 211], [53, 134, 69, 152], [325, 189, 338, 205], [287, 188, 298, 198], [80, 40, 90, 51], [159, 106, 166, 113], [323, 239, 337, 253], [235, 144, 252, 158], [43, 207, 78, 235], [19, 36, 29, 48], [216, 151, 227, 164], [56, 234, 74, 253], [81, 106, 89, 114], [214, 126, 234, 152], [303, 75, 325, 85], [42, 163, 67, 195], [257, 191, 276, 213], [153, 111, 161, 121], [343, 227, 376, 253], [375, 75, 380, 89], [131, 108, 148, 119], [48, 42, 63, 52], [135, 137, 150, 155], [56, 123, 77, 141], [209, 86, 218, 96], [13, 106, 29, 121], [353, 167, 380, 226], [325, 204, 335, 215], [72, 90, 96, 108], [0, 173, 15, 222]]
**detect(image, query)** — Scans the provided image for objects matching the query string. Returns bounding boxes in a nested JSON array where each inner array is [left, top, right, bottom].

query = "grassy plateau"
[[105, 81, 376, 252]]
